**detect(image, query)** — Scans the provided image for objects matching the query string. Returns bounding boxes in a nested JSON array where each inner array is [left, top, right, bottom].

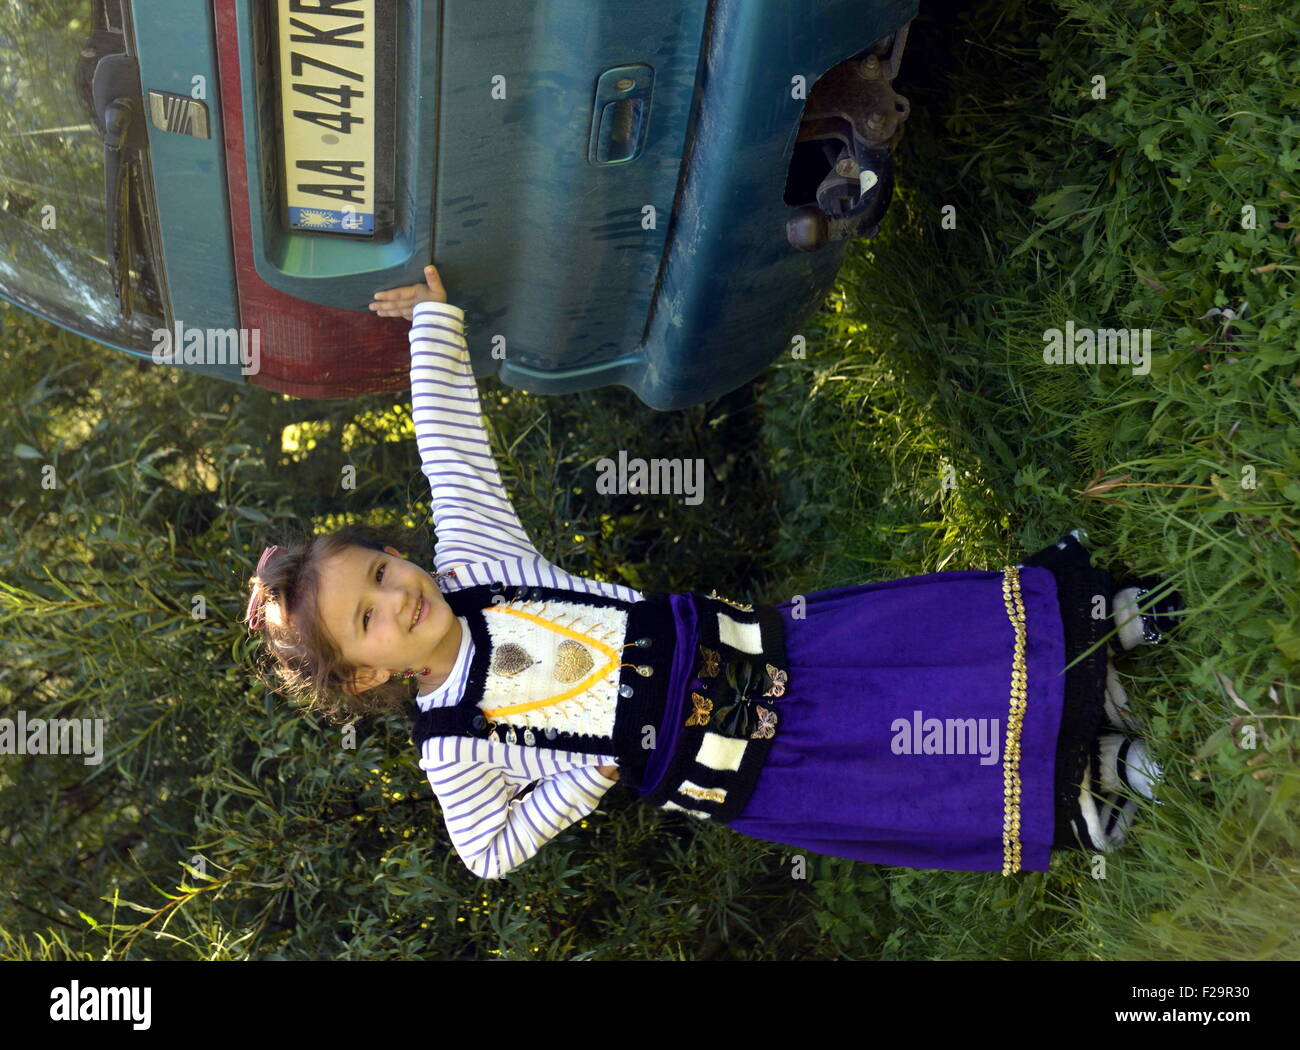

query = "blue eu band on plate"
[[275, 0, 386, 236]]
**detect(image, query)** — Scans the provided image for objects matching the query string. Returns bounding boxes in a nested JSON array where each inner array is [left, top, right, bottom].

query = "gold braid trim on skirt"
[[1000, 566, 1028, 875]]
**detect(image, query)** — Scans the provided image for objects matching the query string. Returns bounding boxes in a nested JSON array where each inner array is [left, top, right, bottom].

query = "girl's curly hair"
[[244, 522, 432, 725]]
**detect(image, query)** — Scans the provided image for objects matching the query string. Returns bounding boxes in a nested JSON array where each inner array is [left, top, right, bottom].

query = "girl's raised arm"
[[406, 298, 544, 574], [372, 265, 642, 598]]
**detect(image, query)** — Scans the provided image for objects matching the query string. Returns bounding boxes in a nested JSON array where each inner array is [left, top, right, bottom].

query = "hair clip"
[[244, 544, 279, 630]]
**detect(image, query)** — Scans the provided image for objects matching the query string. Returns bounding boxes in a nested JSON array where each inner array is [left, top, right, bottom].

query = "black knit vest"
[[407, 580, 674, 789], [407, 579, 789, 822]]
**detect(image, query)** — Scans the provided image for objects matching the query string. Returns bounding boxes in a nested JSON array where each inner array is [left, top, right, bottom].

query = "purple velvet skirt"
[[725, 565, 1069, 873]]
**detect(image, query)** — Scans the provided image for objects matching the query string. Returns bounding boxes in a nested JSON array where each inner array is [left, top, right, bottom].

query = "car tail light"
[[212, 0, 409, 399]]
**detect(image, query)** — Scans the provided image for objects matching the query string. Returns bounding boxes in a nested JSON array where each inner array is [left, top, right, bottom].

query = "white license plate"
[[276, 0, 378, 235]]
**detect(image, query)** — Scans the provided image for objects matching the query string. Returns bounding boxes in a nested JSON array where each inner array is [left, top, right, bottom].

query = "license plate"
[[275, 0, 393, 237]]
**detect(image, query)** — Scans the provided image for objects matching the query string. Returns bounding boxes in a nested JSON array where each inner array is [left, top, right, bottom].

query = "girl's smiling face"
[[310, 544, 457, 693]]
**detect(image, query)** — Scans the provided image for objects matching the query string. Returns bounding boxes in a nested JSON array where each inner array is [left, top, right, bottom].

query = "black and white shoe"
[[1098, 733, 1163, 803], [1112, 576, 1183, 651], [1072, 760, 1139, 852], [1072, 734, 1162, 851]]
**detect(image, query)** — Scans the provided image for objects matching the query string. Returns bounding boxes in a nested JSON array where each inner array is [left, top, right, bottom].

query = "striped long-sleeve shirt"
[[408, 299, 643, 880]]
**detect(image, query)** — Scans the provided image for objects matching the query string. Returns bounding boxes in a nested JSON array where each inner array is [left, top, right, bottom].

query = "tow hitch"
[[785, 22, 912, 251]]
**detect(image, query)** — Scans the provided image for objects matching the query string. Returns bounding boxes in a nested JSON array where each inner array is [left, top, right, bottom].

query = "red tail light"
[[212, 0, 408, 399]]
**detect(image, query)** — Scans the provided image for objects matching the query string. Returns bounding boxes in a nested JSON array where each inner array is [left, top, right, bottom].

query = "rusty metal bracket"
[[786, 22, 912, 250], [797, 21, 910, 153]]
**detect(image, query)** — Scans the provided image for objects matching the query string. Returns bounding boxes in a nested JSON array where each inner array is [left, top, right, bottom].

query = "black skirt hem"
[[1021, 532, 1112, 851]]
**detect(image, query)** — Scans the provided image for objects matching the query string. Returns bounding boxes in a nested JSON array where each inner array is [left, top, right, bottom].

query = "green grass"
[[0, 0, 1295, 961], [751, 0, 1299, 958]]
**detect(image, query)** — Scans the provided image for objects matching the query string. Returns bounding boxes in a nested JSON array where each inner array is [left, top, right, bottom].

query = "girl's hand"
[[369, 264, 448, 320], [596, 764, 620, 781]]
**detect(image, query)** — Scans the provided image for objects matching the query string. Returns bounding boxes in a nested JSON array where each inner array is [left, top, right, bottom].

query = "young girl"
[[244, 265, 1177, 880]]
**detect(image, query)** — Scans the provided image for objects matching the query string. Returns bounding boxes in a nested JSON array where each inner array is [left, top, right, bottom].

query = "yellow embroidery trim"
[[708, 589, 753, 612], [680, 784, 726, 804], [1001, 566, 1028, 875], [480, 604, 621, 718]]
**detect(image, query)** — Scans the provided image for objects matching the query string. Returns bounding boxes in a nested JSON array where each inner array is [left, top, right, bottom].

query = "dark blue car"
[[1, 0, 916, 408]]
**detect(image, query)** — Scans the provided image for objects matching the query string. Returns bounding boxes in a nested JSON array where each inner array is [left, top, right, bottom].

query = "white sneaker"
[[1112, 587, 1148, 650], [1074, 761, 1135, 851]]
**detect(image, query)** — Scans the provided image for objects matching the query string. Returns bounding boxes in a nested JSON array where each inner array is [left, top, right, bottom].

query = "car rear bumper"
[[497, 0, 919, 410]]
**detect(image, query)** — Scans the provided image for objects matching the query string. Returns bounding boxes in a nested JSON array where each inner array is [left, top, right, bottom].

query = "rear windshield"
[[0, 1, 165, 353]]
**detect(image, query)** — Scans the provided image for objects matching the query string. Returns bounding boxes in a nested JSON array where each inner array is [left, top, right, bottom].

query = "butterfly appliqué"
[[687, 650, 788, 737], [750, 705, 778, 739], [685, 692, 713, 727]]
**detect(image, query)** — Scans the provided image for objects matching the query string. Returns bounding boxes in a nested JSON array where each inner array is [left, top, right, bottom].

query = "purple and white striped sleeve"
[[421, 737, 617, 880], [408, 300, 541, 574]]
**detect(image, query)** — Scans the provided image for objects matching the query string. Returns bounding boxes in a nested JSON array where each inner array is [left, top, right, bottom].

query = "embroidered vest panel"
[[408, 581, 674, 787], [407, 580, 788, 823]]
